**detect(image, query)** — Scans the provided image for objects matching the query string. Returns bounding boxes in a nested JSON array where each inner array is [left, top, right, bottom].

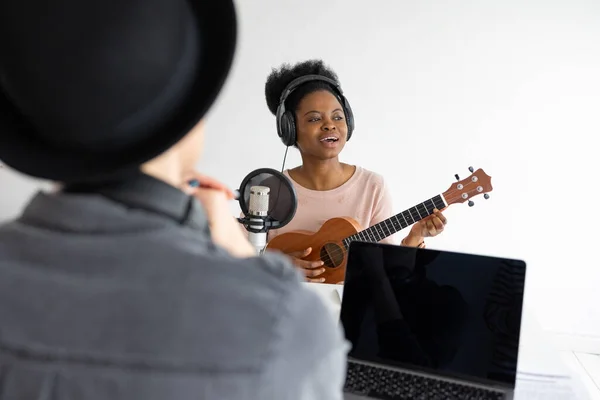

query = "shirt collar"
[[21, 172, 209, 232]]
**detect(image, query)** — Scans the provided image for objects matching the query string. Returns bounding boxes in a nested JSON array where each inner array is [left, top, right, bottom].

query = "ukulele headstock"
[[442, 167, 493, 207]]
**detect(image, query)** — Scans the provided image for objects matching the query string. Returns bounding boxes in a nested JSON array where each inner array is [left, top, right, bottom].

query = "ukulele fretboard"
[[342, 194, 446, 247]]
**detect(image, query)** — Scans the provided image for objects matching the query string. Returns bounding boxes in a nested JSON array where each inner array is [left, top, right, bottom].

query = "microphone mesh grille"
[[249, 186, 270, 216]]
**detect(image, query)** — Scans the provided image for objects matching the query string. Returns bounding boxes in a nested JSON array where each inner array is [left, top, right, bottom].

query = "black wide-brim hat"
[[0, 0, 237, 183]]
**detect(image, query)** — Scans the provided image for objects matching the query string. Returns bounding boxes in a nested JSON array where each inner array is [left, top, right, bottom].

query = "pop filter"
[[236, 168, 297, 253]]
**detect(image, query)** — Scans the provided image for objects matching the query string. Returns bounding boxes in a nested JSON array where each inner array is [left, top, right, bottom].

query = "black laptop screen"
[[340, 242, 526, 387]]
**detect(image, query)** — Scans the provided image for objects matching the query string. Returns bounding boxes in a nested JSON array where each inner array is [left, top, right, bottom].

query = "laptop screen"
[[340, 242, 526, 387]]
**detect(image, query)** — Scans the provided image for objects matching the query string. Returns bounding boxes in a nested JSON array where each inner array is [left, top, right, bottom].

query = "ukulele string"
[[310, 181, 483, 265], [312, 180, 481, 263]]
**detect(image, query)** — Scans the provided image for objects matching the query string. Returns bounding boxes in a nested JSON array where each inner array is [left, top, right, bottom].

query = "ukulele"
[[266, 167, 493, 284]]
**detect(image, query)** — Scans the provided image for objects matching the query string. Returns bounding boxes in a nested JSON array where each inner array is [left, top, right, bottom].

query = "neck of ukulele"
[[342, 194, 447, 248]]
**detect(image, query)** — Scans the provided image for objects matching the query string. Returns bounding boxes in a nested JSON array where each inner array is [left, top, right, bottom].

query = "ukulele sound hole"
[[320, 243, 344, 268]]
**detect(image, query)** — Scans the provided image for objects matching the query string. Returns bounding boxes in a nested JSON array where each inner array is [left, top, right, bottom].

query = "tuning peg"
[[454, 174, 460, 181], [484, 194, 489, 200], [468, 166, 474, 173], [468, 200, 474, 207]]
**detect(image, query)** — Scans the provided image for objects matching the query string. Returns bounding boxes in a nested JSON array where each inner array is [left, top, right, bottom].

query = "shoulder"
[[356, 166, 386, 185], [168, 236, 309, 292], [353, 166, 390, 196], [146, 242, 347, 371], [171, 241, 341, 335], [191, 251, 347, 386]]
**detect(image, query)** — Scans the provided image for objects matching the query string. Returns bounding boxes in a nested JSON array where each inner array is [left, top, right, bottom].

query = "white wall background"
[[1, 0, 599, 349]]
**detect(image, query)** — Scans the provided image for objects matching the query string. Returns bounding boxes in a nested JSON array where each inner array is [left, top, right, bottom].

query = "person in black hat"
[[0, 1, 348, 399]]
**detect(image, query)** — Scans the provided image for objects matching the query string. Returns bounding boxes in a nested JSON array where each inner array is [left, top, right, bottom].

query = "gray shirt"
[[0, 174, 349, 399]]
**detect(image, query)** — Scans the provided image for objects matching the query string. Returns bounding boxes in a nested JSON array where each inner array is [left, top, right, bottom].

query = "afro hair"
[[264, 59, 340, 116]]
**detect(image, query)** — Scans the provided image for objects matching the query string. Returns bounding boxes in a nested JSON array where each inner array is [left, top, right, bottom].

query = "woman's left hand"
[[404, 208, 447, 246]]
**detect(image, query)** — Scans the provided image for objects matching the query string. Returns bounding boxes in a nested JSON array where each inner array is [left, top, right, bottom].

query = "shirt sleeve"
[[259, 281, 350, 400], [296, 333, 349, 400], [369, 177, 400, 245]]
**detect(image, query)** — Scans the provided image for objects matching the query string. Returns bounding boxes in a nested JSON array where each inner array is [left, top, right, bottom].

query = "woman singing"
[[264, 60, 447, 282]]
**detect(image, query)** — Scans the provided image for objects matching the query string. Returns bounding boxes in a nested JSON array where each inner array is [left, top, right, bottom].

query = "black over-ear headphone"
[[275, 74, 355, 147]]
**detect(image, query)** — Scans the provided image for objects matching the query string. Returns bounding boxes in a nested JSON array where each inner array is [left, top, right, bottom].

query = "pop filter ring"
[[237, 168, 297, 230]]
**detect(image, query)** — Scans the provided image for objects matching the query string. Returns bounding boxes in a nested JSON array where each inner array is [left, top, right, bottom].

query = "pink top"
[[267, 166, 401, 245]]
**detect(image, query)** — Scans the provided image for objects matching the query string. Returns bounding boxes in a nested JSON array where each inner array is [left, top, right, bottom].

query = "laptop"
[[340, 241, 526, 400]]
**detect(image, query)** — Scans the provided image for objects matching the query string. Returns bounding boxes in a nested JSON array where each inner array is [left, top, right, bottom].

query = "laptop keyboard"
[[345, 361, 505, 400]]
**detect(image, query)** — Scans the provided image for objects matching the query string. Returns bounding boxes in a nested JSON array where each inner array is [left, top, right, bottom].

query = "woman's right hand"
[[285, 247, 326, 283]]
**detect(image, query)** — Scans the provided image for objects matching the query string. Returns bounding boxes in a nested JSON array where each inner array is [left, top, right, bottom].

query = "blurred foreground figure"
[[0, 0, 348, 399]]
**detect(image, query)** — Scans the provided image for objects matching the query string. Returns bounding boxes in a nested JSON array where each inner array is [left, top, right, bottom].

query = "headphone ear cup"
[[343, 97, 355, 141], [280, 111, 297, 147]]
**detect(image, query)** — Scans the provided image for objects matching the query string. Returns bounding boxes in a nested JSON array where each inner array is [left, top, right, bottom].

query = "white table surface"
[[303, 282, 592, 399]]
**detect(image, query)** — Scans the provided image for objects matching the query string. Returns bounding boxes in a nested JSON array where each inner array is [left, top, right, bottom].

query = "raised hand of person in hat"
[[182, 172, 255, 258]]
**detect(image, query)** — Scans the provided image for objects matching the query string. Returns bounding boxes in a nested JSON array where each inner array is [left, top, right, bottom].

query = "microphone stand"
[[237, 216, 273, 256]]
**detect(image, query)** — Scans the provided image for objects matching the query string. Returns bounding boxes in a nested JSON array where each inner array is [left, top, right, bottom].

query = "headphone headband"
[[278, 74, 343, 105]]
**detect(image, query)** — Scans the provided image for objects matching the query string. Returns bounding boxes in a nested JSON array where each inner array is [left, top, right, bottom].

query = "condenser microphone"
[[236, 168, 298, 256], [247, 185, 270, 255]]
